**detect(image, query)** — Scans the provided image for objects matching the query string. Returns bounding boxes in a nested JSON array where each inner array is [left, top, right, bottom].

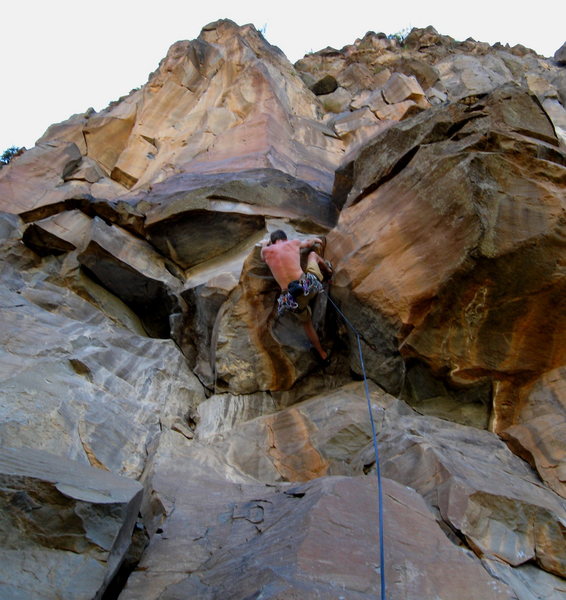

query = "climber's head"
[[270, 230, 288, 244]]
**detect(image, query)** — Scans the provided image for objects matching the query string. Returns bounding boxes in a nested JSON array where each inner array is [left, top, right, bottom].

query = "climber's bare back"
[[261, 239, 303, 290]]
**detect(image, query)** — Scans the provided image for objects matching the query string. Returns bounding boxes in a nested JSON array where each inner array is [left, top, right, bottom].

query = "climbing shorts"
[[277, 272, 323, 321]]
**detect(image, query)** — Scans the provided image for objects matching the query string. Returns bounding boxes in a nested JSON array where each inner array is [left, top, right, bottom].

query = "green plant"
[[387, 27, 410, 46], [0, 146, 23, 166]]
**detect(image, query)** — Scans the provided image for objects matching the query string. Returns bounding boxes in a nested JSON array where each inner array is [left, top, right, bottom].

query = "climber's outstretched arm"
[[299, 237, 323, 250]]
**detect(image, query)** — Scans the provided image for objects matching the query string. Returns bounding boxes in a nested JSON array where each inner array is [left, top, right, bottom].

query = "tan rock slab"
[[83, 99, 138, 175], [202, 382, 401, 483], [22, 209, 92, 256], [377, 409, 566, 577], [0, 141, 83, 214], [332, 107, 379, 137], [135, 169, 336, 270], [381, 72, 429, 106], [77, 217, 182, 338], [320, 86, 352, 113], [0, 448, 142, 598], [64, 156, 105, 184], [436, 54, 512, 99], [337, 62, 387, 94], [375, 99, 420, 121], [483, 558, 566, 600], [526, 72, 557, 98], [36, 109, 92, 154], [0, 446, 143, 600]]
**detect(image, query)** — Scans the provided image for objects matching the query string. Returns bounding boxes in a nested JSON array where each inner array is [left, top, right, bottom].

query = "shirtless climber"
[[261, 230, 333, 361]]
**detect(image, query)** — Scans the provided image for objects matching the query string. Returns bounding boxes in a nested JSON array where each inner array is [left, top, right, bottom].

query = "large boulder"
[[0, 446, 143, 600], [119, 430, 513, 600], [327, 84, 565, 426], [372, 400, 566, 577]]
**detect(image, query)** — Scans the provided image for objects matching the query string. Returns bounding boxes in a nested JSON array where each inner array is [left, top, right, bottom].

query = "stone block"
[[377, 411, 566, 577], [382, 72, 427, 105], [23, 209, 92, 256], [0, 446, 143, 600], [320, 86, 352, 113], [375, 99, 420, 121], [120, 430, 513, 600]]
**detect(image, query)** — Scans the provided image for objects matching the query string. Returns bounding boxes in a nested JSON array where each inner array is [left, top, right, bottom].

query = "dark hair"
[[270, 229, 288, 244]]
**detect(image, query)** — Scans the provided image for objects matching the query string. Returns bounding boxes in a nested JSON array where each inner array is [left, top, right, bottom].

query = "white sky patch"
[[1, 0, 564, 150]]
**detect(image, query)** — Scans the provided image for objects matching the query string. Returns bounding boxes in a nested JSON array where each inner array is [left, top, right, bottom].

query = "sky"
[[1, 0, 564, 152]]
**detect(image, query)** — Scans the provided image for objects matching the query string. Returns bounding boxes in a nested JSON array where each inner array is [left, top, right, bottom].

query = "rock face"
[[1, 20, 565, 600], [118, 423, 516, 600], [326, 83, 565, 429]]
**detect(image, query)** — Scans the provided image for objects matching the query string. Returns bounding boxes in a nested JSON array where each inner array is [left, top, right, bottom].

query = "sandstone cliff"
[[0, 20, 565, 600]]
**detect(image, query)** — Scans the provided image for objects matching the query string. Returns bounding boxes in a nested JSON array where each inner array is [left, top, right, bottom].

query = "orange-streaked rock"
[[500, 367, 566, 498], [327, 84, 565, 419]]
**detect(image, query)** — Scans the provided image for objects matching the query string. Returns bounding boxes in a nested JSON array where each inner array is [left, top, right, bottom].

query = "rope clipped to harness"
[[321, 289, 387, 600]]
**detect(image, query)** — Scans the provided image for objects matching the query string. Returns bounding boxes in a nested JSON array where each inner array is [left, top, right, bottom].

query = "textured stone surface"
[[76, 217, 183, 338], [374, 405, 566, 577], [0, 214, 203, 478], [22, 209, 92, 256], [0, 141, 84, 214], [483, 559, 566, 600], [501, 367, 566, 498], [554, 42, 566, 65], [134, 169, 337, 270], [120, 431, 513, 600], [179, 239, 252, 388], [201, 381, 388, 482], [327, 83, 565, 421], [211, 226, 335, 395], [295, 25, 566, 138], [435, 54, 513, 98], [381, 72, 429, 108], [0, 446, 143, 600]]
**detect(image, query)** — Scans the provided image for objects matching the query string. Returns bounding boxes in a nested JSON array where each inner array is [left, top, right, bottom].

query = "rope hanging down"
[[321, 289, 387, 600]]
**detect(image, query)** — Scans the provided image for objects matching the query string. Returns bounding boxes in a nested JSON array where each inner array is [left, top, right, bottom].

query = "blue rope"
[[321, 289, 387, 600]]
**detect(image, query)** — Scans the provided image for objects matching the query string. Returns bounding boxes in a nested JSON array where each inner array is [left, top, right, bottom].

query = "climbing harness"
[[277, 272, 323, 317], [321, 288, 387, 600]]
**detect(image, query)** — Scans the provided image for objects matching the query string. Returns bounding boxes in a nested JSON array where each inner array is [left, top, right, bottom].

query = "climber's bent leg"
[[302, 317, 327, 360]]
